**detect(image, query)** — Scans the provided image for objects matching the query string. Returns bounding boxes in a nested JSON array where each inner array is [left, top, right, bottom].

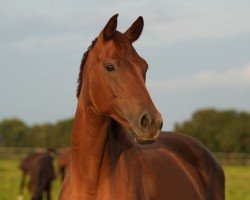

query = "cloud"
[[148, 64, 250, 90], [1, 0, 250, 51], [7, 34, 83, 52], [140, 1, 250, 46]]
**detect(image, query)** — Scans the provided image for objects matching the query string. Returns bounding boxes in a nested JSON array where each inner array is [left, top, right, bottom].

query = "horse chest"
[[97, 175, 151, 200], [102, 157, 154, 199]]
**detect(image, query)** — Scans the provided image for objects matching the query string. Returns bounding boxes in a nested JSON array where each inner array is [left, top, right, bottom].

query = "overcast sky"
[[0, 0, 250, 130]]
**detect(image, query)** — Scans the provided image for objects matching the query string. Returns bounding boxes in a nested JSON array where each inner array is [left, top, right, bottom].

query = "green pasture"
[[0, 159, 250, 200]]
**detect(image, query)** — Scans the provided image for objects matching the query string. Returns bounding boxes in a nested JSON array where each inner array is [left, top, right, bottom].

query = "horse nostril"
[[140, 113, 152, 129], [159, 121, 163, 131]]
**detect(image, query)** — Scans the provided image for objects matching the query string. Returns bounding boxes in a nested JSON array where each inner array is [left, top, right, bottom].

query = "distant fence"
[[0, 147, 249, 165], [0, 147, 63, 159], [0, 147, 46, 159], [214, 152, 250, 166]]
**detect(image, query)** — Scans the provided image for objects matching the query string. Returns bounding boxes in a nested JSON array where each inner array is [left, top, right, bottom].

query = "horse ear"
[[124, 16, 144, 43], [102, 14, 118, 41]]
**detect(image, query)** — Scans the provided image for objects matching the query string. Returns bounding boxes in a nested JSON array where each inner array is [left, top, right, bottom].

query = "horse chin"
[[135, 138, 155, 145]]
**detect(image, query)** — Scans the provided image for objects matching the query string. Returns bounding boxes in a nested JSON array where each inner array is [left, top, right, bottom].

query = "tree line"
[[0, 118, 73, 148], [0, 108, 249, 152], [175, 108, 250, 153]]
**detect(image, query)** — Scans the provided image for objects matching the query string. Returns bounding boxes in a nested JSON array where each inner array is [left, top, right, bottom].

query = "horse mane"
[[76, 37, 98, 98], [108, 119, 135, 167]]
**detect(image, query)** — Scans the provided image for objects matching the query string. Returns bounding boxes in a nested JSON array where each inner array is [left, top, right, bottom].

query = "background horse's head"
[[78, 14, 163, 144]]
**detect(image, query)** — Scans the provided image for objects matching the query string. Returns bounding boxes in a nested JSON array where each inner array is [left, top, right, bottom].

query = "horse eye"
[[105, 65, 116, 72]]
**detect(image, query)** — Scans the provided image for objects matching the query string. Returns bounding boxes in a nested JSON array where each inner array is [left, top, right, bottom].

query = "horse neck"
[[71, 91, 111, 195]]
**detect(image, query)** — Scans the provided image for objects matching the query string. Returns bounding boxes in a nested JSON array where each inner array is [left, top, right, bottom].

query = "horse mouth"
[[128, 128, 160, 145], [135, 138, 155, 144]]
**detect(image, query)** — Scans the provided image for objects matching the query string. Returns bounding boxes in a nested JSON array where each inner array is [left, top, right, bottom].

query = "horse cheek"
[[89, 76, 114, 115]]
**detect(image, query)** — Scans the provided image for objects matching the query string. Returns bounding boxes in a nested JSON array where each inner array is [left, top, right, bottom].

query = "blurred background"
[[0, 0, 249, 199]]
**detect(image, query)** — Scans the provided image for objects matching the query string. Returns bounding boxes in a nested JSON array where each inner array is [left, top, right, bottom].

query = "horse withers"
[[18, 148, 56, 200], [59, 14, 225, 200]]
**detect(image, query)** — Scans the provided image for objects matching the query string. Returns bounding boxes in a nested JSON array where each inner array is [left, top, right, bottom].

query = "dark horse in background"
[[57, 148, 71, 182], [19, 148, 56, 200], [59, 14, 225, 199]]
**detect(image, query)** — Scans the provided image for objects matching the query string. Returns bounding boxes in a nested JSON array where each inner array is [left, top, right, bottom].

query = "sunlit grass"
[[224, 165, 250, 200]]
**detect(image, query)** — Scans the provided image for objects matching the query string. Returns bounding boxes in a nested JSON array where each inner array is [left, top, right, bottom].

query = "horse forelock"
[[112, 32, 132, 57]]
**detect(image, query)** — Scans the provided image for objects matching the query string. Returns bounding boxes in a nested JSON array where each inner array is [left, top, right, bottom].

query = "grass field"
[[0, 159, 250, 200]]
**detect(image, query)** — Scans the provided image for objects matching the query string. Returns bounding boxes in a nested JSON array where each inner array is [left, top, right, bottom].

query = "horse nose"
[[140, 113, 152, 130], [139, 112, 163, 131]]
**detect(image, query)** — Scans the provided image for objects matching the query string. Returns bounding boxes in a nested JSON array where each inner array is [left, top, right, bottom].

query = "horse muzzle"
[[129, 111, 163, 144]]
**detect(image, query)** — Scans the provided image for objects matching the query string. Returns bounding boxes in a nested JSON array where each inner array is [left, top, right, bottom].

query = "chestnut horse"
[[19, 149, 56, 200], [19, 151, 43, 199], [59, 14, 225, 200]]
